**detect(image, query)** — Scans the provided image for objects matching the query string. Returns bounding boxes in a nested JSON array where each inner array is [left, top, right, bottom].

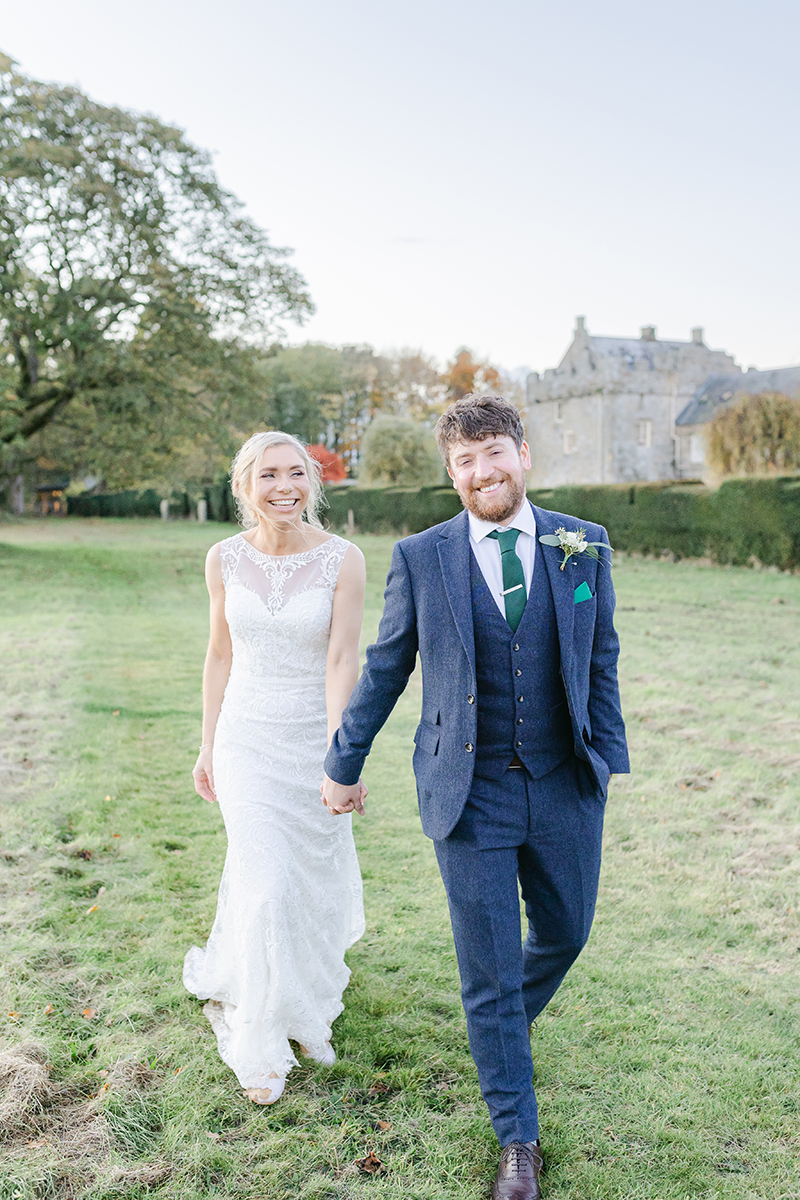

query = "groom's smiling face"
[[448, 434, 531, 525]]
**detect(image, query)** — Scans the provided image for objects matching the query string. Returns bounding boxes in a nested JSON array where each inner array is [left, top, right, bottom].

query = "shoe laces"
[[502, 1142, 533, 1179]]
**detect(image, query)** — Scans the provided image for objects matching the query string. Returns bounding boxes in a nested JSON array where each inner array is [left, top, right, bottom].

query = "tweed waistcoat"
[[470, 547, 573, 780]]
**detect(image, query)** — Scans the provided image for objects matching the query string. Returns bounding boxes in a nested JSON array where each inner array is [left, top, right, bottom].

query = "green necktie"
[[487, 528, 527, 631]]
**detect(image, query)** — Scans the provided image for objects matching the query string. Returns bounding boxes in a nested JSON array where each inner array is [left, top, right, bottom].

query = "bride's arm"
[[192, 544, 232, 803], [325, 544, 367, 748]]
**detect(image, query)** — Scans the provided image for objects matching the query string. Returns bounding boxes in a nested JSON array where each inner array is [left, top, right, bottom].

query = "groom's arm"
[[324, 540, 420, 792]]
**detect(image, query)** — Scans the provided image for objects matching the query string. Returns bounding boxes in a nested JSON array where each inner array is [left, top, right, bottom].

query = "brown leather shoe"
[[491, 1140, 543, 1200]]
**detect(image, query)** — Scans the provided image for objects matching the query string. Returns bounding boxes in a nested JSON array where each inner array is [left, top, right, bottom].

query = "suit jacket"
[[325, 502, 630, 840]]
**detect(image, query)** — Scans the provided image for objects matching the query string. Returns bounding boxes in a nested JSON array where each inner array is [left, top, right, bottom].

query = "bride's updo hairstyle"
[[230, 431, 325, 530]]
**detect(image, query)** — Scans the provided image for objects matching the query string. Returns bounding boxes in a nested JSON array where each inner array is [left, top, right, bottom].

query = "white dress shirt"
[[467, 500, 537, 618]]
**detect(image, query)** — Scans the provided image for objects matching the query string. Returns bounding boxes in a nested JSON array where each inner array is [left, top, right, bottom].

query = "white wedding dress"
[[183, 532, 365, 1089]]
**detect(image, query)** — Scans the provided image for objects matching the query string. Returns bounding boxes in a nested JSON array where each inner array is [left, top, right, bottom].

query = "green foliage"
[[359, 415, 442, 487], [67, 489, 163, 518], [707, 391, 800, 476], [256, 344, 446, 477], [0, 53, 312, 481], [529, 483, 713, 560], [710, 476, 800, 568], [326, 484, 461, 532]]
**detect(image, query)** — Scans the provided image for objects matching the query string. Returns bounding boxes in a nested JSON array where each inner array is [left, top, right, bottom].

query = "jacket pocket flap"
[[413, 721, 440, 755]]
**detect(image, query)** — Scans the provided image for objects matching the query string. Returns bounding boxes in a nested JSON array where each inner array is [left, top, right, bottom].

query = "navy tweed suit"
[[325, 502, 629, 1144]]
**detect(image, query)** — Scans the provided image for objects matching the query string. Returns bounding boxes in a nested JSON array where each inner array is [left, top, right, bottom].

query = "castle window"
[[563, 429, 577, 455], [689, 435, 705, 464], [637, 419, 652, 448], [555, 400, 564, 423]]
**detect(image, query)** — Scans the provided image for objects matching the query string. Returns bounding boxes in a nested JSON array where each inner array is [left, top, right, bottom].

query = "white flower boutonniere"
[[539, 526, 614, 571]]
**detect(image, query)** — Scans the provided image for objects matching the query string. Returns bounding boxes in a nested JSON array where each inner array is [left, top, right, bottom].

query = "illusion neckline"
[[236, 532, 342, 561]]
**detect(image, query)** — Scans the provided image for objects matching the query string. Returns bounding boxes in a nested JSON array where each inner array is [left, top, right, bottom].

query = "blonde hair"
[[230, 431, 325, 530]]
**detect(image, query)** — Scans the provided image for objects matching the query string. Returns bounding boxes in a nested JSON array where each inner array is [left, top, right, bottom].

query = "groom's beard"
[[459, 471, 527, 524]]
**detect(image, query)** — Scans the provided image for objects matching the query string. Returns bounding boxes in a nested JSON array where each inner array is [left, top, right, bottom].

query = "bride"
[[184, 431, 367, 1105]]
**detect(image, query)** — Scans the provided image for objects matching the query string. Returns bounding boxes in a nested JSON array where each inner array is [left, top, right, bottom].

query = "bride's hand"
[[192, 748, 217, 803]]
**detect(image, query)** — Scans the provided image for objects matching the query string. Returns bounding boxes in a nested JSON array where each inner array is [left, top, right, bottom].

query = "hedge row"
[[325, 477, 800, 571], [65, 476, 800, 570]]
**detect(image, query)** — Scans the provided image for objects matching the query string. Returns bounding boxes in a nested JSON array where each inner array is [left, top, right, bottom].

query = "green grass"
[[0, 517, 798, 1200]]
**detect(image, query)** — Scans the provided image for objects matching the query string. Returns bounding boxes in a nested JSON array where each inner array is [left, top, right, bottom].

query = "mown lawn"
[[0, 518, 798, 1200]]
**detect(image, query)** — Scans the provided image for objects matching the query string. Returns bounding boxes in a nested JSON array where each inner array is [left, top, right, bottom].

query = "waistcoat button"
[[513, 643, 520, 652], [467, 694, 475, 704], [517, 717, 523, 725], [465, 742, 474, 752], [515, 668, 522, 677], [517, 695, 524, 703], [515, 740, 523, 748]]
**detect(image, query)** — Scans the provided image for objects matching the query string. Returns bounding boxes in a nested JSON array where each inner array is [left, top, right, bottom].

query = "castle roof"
[[676, 365, 800, 426]]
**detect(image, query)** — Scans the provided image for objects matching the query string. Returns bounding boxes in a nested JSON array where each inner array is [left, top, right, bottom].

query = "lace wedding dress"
[[183, 533, 365, 1089]]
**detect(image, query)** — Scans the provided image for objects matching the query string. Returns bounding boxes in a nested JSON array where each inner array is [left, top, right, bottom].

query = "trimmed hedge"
[[324, 485, 462, 534], [67, 488, 163, 518], [527, 483, 712, 561], [65, 475, 800, 570], [324, 477, 800, 570]]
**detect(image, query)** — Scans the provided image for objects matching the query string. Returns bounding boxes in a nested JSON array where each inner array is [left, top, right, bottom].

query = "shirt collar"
[[468, 499, 536, 543]]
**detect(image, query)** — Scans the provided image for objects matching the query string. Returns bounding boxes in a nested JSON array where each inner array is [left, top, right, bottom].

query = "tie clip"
[[501, 583, 524, 595]]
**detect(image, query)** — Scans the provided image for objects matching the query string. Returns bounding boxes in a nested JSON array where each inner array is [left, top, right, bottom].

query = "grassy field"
[[0, 517, 798, 1200]]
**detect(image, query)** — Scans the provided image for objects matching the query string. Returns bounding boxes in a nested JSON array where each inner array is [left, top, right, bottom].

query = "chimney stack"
[[575, 316, 586, 335], [640, 325, 656, 342], [691, 327, 704, 345]]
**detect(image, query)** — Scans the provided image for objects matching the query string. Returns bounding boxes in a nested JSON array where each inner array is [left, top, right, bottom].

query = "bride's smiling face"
[[252, 444, 310, 523]]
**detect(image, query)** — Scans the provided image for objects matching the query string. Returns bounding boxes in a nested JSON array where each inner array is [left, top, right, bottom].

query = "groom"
[[323, 394, 628, 1199]]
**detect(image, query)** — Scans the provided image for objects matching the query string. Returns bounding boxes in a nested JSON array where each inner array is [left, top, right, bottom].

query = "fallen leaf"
[[87, 905, 98, 914], [104, 795, 112, 801], [377, 1120, 392, 1131], [112, 711, 120, 716], [174, 1066, 183, 1075], [356, 1152, 384, 1175], [7, 1011, 20, 1019], [368, 1080, 390, 1098], [82, 1008, 96, 1020], [75, 848, 92, 860], [27, 1138, 47, 1148], [206, 1131, 220, 1140], [43, 1004, 54, 1016], [96, 886, 107, 896], [98, 1069, 109, 1077], [113, 833, 121, 838]]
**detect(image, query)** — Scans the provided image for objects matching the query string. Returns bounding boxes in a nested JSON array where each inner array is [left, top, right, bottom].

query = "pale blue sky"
[[4, 0, 799, 374]]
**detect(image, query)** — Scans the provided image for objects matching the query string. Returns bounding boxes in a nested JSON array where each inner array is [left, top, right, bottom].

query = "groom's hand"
[[322, 773, 367, 816]]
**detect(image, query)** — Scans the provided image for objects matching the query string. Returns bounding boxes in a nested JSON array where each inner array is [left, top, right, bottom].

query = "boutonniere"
[[539, 526, 613, 571]]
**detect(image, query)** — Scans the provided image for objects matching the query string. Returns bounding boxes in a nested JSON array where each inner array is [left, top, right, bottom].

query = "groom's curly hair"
[[434, 393, 525, 465]]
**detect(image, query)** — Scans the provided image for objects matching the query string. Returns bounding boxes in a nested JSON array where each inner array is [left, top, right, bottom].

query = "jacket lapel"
[[436, 510, 476, 674], [532, 504, 575, 668]]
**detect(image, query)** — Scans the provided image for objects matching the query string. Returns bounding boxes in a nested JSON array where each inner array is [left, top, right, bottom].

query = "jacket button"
[[465, 742, 474, 752], [515, 668, 522, 677], [517, 695, 524, 703], [517, 717, 523, 725], [515, 740, 523, 749], [513, 643, 520, 652], [467, 694, 475, 704]]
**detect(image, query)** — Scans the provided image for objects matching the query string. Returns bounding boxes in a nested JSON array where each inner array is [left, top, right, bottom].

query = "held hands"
[[321, 773, 368, 817], [192, 747, 217, 803]]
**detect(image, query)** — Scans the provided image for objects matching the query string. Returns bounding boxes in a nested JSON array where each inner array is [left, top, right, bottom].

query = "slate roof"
[[676, 365, 800, 426]]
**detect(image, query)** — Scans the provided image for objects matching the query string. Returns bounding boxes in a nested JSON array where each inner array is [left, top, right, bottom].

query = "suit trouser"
[[433, 756, 605, 1146]]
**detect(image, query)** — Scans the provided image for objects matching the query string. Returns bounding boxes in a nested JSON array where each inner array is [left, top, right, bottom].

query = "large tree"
[[707, 391, 800, 476], [0, 54, 312, 468]]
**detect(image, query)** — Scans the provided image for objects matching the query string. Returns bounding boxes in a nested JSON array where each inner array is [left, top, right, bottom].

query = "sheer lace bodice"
[[220, 534, 349, 679], [184, 531, 365, 1089]]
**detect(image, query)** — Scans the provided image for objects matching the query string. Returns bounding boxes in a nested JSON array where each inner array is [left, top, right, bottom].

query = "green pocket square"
[[574, 581, 594, 604]]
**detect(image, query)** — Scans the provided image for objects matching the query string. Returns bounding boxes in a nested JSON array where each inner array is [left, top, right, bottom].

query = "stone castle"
[[524, 318, 799, 487]]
